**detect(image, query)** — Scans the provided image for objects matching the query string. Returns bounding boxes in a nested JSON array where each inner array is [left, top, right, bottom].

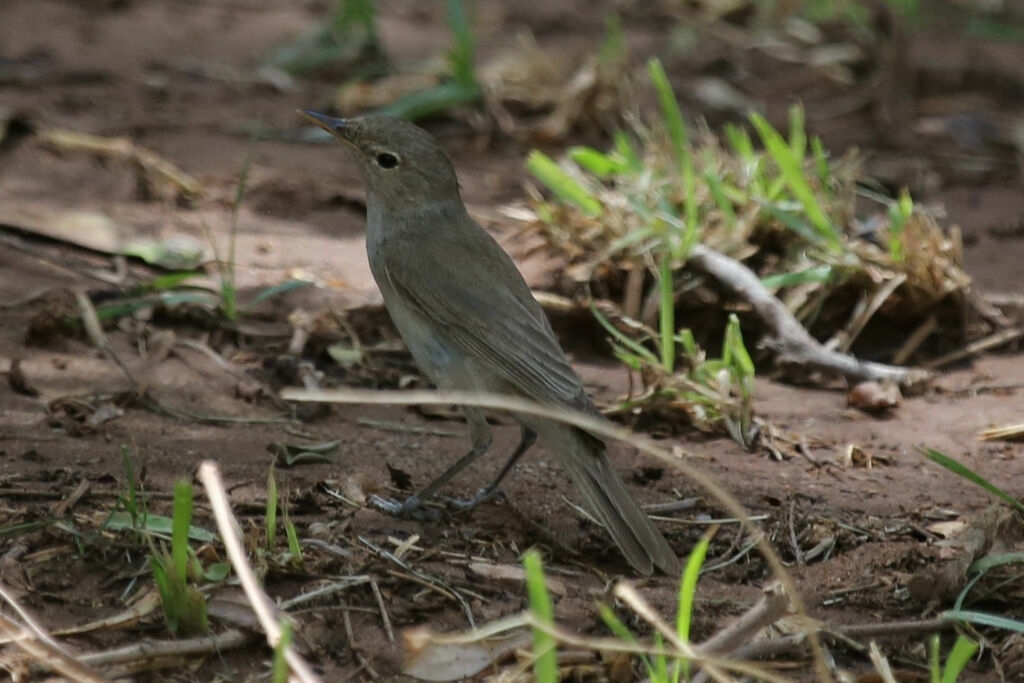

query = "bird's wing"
[[379, 226, 590, 411]]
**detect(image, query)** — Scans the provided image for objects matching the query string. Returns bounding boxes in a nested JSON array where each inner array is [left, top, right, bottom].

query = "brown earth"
[[1, 1, 1023, 680]]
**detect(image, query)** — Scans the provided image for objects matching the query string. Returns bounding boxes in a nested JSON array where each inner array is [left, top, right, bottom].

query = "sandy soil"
[[1, 1, 1023, 680]]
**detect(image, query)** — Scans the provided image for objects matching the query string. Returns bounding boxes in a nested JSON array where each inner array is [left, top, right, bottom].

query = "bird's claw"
[[367, 494, 445, 521], [446, 487, 505, 512]]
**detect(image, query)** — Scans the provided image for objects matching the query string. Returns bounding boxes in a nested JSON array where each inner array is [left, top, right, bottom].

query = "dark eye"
[[375, 152, 399, 169]]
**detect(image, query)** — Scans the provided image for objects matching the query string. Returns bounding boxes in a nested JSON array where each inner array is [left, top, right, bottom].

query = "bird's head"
[[299, 111, 461, 211]]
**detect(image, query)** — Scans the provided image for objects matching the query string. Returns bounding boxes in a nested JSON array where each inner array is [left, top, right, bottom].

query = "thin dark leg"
[[369, 409, 493, 520], [451, 425, 537, 511]]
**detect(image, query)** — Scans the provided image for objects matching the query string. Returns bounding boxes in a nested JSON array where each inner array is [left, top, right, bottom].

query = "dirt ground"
[[2, 1, 1023, 680]]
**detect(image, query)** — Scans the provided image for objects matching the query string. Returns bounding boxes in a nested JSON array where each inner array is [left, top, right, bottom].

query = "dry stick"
[[690, 583, 792, 683], [700, 582, 791, 655], [686, 245, 931, 387], [868, 641, 898, 683], [37, 128, 200, 196], [360, 536, 476, 627], [892, 314, 938, 365], [521, 612, 789, 683], [75, 290, 139, 390], [0, 585, 108, 683], [77, 629, 250, 670], [369, 580, 395, 644], [923, 326, 1024, 369], [281, 387, 832, 682], [341, 610, 380, 680], [613, 582, 731, 683], [832, 273, 908, 353], [197, 462, 322, 683]]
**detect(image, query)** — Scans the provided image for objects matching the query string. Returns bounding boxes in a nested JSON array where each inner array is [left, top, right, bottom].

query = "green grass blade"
[[374, 80, 481, 121], [942, 609, 1024, 633], [445, 0, 475, 86], [788, 104, 807, 161], [648, 57, 688, 164], [760, 265, 833, 290], [527, 150, 602, 217], [569, 146, 627, 178], [704, 170, 736, 230], [272, 620, 293, 683], [591, 303, 660, 366], [920, 448, 1024, 513], [724, 314, 755, 378], [266, 467, 279, 550], [105, 512, 216, 543], [929, 634, 941, 683], [659, 256, 675, 373], [749, 112, 839, 251], [674, 529, 712, 683], [941, 635, 978, 683], [523, 550, 558, 683], [243, 280, 313, 312], [171, 480, 193, 581], [613, 131, 642, 171]]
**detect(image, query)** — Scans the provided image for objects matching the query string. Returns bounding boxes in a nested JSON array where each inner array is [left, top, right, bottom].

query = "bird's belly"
[[379, 287, 489, 393]]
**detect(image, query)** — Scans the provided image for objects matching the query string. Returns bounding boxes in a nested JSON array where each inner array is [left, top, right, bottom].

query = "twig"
[[278, 577, 373, 611], [78, 629, 250, 670], [356, 417, 461, 437], [37, 128, 200, 196], [924, 327, 1024, 369], [281, 386, 831, 680], [197, 461, 322, 683], [74, 291, 139, 391], [341, 610, 380, 680], [868, 641, 898, 683], [686, 245, 931, 388], [701, 582, 791, 655], [788, 499, 805, 566], [0, 584, 107, 682], [370, 580, 394, 644], [359, 536, 475, 627], [832, 273, 907, 353]]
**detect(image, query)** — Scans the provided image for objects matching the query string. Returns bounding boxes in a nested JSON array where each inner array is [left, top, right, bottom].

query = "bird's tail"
[[537, 421, 681, 576]]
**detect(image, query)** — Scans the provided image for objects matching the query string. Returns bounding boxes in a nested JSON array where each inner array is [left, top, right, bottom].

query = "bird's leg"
[[450, 425, 537, 511], [369, 409, 493, 521]]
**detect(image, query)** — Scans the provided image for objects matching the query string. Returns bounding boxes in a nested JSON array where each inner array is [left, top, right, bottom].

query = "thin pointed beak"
[[297, 109, 350, 140]]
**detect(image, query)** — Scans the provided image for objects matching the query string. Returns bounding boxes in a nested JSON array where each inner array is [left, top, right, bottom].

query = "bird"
[[299, 110, 680, 576]]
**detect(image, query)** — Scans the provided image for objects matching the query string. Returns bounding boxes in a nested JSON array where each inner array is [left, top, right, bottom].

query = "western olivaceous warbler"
[[299, 110, 679, 575]]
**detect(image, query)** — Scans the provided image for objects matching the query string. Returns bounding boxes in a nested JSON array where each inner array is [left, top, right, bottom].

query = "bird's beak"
[[297, 109, 352, 142]]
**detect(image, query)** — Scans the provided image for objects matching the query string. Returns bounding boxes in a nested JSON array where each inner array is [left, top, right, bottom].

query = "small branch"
[[687, 245, 931, 388], [0, 583, 107, 683], [197, 461, 322, 683]]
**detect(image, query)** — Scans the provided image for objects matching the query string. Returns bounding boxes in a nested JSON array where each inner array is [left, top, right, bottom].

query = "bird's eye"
[[375, 152, 399, 169]]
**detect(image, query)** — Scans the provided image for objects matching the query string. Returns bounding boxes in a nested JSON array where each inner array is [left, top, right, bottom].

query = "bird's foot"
[[445, 487, 505, 513], [367, 494, 445, 521]]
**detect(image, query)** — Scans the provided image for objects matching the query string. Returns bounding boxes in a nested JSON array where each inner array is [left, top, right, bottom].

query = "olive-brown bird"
[[300, 110, 680, 575]]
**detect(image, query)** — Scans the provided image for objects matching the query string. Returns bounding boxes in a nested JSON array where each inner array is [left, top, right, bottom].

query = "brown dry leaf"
[[0, 202, 211, 269], [36, 127, 200, 198], [847, 381, 901, 413], [926, 520, 967, 539], [467, 562, 567, 596], [52, 589, 162, 636], [402, 624, 531, 681], [979, 422, 1024, 441]]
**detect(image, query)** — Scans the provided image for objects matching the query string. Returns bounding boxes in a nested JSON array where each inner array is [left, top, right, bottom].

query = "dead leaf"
[[468, 562, 567, 596], [402, 624, 530, 681]]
